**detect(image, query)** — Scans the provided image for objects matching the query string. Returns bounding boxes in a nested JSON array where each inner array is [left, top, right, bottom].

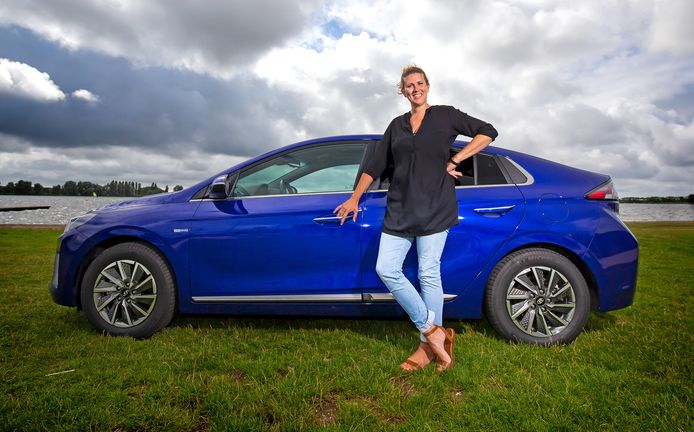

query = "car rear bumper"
[[584, 210, 639, 312]]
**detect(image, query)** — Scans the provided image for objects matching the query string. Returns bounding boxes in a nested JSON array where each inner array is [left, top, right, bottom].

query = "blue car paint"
[[359, 184, 527, 318], [189, 191, 363, 297], [50, 135, 638, 322]]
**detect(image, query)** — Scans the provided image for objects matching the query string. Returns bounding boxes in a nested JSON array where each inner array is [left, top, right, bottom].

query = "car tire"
[[484, 248, 590, 345], [80, 242, 176, 339]]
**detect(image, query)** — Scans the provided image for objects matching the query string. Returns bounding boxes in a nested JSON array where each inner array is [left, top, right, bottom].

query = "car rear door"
[[188, 142, 367, 302], [360, 151, 526, 302]]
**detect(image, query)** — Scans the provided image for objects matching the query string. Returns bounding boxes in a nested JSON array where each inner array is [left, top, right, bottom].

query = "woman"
[[335, 65, 498, 371]]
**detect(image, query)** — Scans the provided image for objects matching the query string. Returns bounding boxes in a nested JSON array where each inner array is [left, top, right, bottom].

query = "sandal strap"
[[404, 358, 421, 368], [422, 325, 441, 337]]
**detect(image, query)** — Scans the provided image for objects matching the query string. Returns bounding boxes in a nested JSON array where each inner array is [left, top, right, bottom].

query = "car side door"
[[188, 142, 367, 303]]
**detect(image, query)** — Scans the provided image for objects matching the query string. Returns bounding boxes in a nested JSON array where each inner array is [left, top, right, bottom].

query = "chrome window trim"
[[194, 189, 355, 202], [370, 183, 518, 193]]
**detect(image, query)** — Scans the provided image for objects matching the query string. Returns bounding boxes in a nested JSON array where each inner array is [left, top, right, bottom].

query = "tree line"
[[620, 195, 694, 204], [0, 179, 184, 197]]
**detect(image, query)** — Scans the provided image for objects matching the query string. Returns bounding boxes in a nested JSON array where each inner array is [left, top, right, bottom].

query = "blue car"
[[50, 135, 638, 344]]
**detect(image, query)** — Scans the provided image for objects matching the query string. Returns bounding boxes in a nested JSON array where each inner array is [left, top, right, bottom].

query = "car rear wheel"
[[485, 248, 590, 345], [80, 242, 176, 338]]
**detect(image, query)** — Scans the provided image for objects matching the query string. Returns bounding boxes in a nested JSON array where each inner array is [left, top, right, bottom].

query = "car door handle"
[[313, 216, 343, 224], [313, 209, 363, 225], [473, 205, 515, 216]]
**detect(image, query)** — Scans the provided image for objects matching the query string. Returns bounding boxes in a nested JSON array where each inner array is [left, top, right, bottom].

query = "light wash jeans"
[[375, 230, 448, 340]]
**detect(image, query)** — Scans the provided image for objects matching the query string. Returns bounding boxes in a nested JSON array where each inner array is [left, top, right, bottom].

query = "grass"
[[0, 222, 692, 431]]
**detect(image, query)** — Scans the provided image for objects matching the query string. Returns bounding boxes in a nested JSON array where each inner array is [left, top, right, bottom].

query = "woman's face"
[[402, 72, 429, 107]]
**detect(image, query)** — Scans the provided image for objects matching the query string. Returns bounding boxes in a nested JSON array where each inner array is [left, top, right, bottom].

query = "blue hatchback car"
[[50, 135, 638, 344]]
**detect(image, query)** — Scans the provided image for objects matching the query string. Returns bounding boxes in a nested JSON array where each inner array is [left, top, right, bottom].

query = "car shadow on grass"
[[583, 311, 617, 332], [166, 313, 505, 345]]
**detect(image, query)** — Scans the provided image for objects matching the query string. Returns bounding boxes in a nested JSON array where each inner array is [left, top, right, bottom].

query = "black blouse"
[[362, 105, 498, 237]]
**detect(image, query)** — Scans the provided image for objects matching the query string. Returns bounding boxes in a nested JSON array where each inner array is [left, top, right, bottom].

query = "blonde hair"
[[397, 64, 430, 94]]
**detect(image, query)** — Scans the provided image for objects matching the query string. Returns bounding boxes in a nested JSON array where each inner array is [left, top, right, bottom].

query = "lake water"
[[1, 195, 693, 225]]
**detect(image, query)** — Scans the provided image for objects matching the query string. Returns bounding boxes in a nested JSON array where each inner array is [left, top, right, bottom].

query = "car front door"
[[189, 142, 367, 303]]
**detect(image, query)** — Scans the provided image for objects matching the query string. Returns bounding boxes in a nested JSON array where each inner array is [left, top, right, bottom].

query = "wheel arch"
[[491, 242, 599, 311], [74, 234, 178, 311]]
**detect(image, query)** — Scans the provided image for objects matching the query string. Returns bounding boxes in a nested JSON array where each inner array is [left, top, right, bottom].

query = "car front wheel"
[[485, 248, 590, 345], [80, 242, 176, 338]]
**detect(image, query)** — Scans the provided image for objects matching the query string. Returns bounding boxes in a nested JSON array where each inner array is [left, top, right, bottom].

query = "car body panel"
[[50, 135, 638, 327], [359, 184, 526, 302], [188, 192, 363, 299], [50, 200, 200, 307]]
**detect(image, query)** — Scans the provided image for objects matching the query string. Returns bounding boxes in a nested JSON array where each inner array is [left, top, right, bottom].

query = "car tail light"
[[585, 180, 619, 201]]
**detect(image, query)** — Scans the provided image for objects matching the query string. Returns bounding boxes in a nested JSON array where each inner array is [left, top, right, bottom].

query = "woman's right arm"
[[333, 172, 374, 224], [334, 120, 394, 224]]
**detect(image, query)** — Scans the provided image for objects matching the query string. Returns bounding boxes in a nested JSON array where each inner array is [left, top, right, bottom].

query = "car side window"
[[290, 164, 361, 193], [476, 153, 509, 185], [376, 150, 509, 190], [232, 143, 366, 197], [451, 150, 509, 187]]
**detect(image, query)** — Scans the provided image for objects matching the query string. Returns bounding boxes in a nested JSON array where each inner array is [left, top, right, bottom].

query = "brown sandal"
[[400, 342, 435, 372], [422, 325, 454, 372], [437, 327, 455, 372]]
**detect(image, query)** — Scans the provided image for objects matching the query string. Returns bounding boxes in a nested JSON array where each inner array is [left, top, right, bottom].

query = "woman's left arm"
[[446, 134, 494, 177], [446, 106, 498, 177]]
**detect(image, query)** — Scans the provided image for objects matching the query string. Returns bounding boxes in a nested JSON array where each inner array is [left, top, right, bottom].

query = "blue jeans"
[[375, 230, 448, 339]]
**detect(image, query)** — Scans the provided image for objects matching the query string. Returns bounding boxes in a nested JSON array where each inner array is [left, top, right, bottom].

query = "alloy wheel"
[[92, 259, 158, 328], [505, 266, 576, 337]]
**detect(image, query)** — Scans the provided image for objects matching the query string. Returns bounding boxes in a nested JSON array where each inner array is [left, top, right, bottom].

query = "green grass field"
[[1, 223, 692, 431]]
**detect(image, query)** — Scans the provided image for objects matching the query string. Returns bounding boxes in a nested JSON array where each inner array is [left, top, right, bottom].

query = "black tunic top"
[[362, 105, 498, 237]]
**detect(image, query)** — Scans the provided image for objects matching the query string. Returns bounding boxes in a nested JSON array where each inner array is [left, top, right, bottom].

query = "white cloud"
[[0, 58, 65, 101], [647, 0, 694, 56], [71, 89, 99, 103], [251, 0, 694, 196]]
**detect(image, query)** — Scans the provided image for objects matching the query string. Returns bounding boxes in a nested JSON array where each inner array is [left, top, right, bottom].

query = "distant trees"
[[620, 196, 694, 204], [62, 181, 77, 195], [0, 178, 174, 196], [15, 180, 32, 195]]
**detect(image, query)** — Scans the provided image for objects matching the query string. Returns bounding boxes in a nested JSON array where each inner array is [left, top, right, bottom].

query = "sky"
[[0, 0, 692, 197]]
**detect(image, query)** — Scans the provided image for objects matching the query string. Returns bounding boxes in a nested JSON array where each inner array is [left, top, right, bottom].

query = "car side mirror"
[[208, 176, 227, 199], [208, 173, 238, 199]]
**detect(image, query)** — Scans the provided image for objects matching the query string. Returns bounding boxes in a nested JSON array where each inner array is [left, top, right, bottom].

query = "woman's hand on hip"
[[333, 197, 360, 225], [446, 161, 462, 178]]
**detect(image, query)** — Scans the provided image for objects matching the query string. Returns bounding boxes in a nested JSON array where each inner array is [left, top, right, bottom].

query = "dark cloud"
[[0, 26, 307, 158], [0, 0, 318, 76]]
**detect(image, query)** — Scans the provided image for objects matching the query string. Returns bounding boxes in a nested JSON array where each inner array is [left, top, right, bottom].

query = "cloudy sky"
[[0, 0, 692, 196]]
